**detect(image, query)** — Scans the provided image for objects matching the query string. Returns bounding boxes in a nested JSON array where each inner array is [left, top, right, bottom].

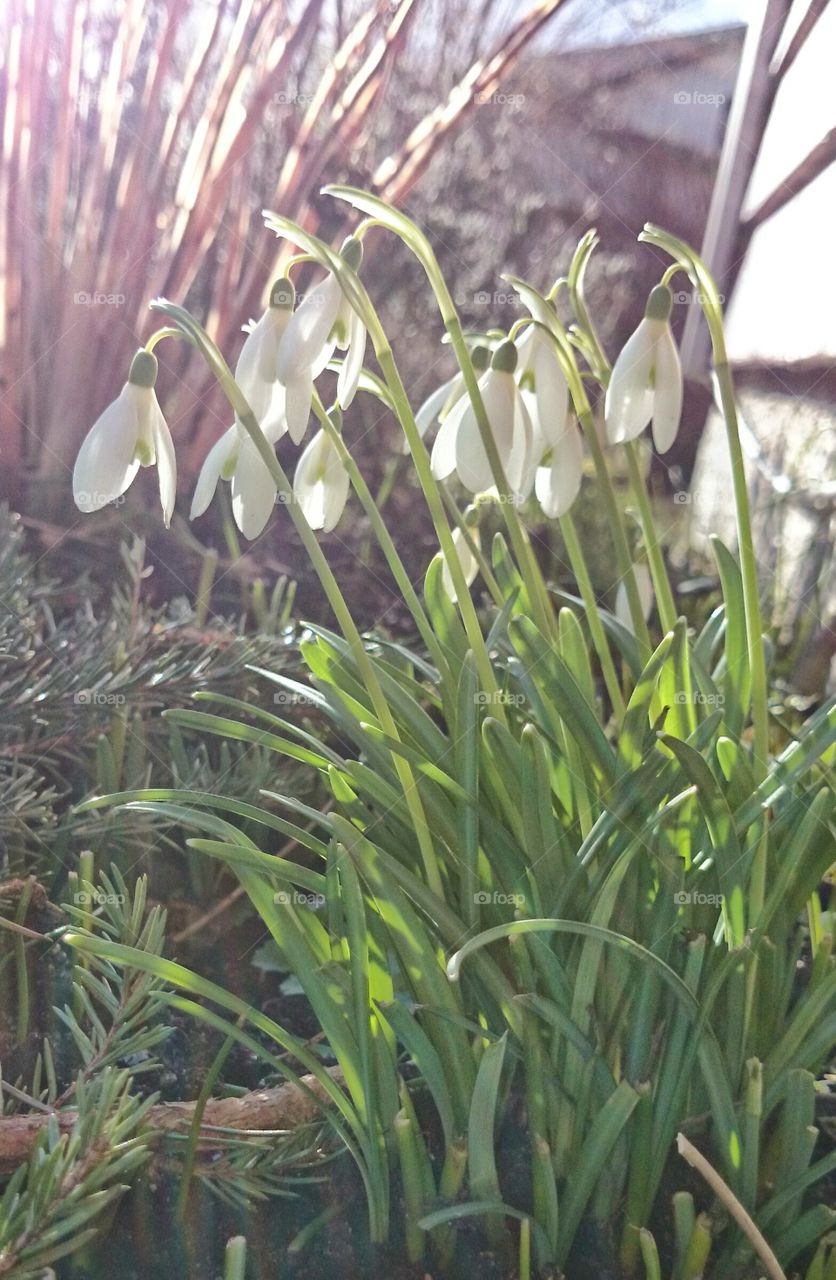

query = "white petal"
[[605, 320, 657, 444], [294, 430, 349, 532], [454, 369, 515, 494], [319, 440, 350, 532], [534, 340, 569, 447], [73, 384, 141, 512], [231, 436, 278, 539], [430, 392, 469, 480], [235, 312, 268, 400], [337, 308, 366, 409], [191, 428, 237, 519], [651, 326, 683, 454], [285, 369, 314, 445], [615, 562, 654, 633], [276, 275, 342, 385], [259, 383, 288, 443], [535, 420, 583, 518], [414, 376, 458, 447], [441, 526, 479, 600], [508, 390, 536, 499], [516, 324, 537, 377], [150, 395, 177, 526]]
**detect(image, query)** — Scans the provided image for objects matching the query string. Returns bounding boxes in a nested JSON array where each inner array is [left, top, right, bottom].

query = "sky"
[[553, 0, 751, 47]]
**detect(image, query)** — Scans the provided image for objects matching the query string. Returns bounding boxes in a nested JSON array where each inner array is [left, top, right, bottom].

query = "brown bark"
[[0, 1069, 343, 1174]]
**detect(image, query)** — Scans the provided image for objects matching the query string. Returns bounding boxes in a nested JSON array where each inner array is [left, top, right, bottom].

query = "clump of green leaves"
[[66, 197, 836, 1279]]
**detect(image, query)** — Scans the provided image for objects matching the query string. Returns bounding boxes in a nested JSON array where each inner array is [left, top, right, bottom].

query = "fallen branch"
[[0, 1069, 343, 1175]]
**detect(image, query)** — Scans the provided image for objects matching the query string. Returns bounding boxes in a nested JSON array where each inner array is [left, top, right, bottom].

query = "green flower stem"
[[508, 283, 651, 654], [439, 488, 504, 606], [150, 300, 445, 899], [624, 443, 678, 634], [638, 227, 770, 929], [568, 238, 678, 639], [144, 327, 182, 353], [560, 512, 626, 720], [567, 231, 609, 384], [577, 405, 652, 656], [311, 391, 452, 685], [262, 212, 507, 719], [320, 190, 556, 641], [370, 340, 509, 720], [432, 316, 557, 641]]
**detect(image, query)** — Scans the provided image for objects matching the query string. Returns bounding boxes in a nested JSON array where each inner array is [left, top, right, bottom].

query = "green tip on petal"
[[471, 345, 491, 372], [340, 236, 363, 271], [463, 503, 480, 529], [645, 284, 673, 322], [270, 278, 295, 310], [128, 349, 158, 388], [491, 340, 517, 374]]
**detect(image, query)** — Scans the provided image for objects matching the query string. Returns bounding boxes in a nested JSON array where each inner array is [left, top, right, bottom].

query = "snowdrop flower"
[[431, 341, 534, 500], [276, 237, 366, 445], [235, 278, 295, 436], [408, 346, 490, 453], [605, 284, 683, 453], [512, 322, 583, 518], [190, 425, 283, 540], [615, 562, 654, 634], [293, 427, 349, 533], [516, 323, 570, 457], [441, 514, 480, 601], [190, 281, 295, 540], [73, 349, 176, 525]]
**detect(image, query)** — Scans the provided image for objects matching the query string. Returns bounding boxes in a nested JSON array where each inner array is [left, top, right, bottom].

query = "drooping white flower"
[[615, 562, 654, 634], [441, 520, 480, 601], [407, 346, 490, 454], [190, 423, 283, 541], [293, 428, 349, 532], [73, 349, 176, 525], [516, 323, 570, 456], [276, 237, 366, 445], [234, 278, 295, 437], [534, 417, 584, 519], [605, 284, 683, 453], [190, 281, 295, 540], [431, 341, 534, 500]]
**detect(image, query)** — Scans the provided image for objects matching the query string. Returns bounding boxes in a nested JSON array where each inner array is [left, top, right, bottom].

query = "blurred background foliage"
[[2, 0, 832, 683]]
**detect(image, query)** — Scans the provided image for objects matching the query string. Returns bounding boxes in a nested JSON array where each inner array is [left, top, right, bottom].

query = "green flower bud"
[[645, 284, 673, 323], [128, 349, 158, 388], [471, 345, 491, 372], [491, 340, 517, 375], [270, 278, 295, 310]]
